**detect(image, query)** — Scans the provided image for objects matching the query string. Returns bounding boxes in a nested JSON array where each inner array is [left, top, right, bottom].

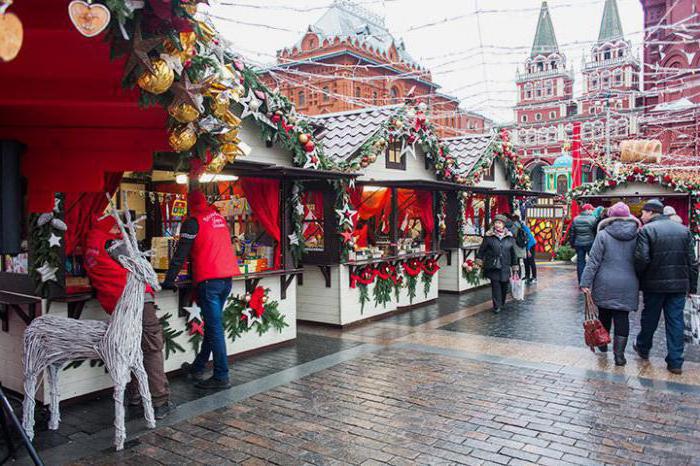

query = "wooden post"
[[280, 179, 292, 270]]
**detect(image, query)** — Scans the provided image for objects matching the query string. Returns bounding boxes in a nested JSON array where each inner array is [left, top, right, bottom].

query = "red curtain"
[[240, 177, 281, 269], [415, 190, 434, 249], [64, 172, 122, 256], [494, 195, 511, 216]]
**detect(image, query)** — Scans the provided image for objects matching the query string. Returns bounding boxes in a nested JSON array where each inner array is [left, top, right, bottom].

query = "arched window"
[[527, 129, 537, 145], [556, 174, 569, 194], [602, 71, 610, 88], [565, 124, 573, 139], [521, 114, 528, 123], [583, 122, 593, 140], [590, 73, 599, 90], [538, 127, 548, 144], [603, 47, 611, 60], [536, 59, 544, 71], [548, 126, 558, 142], [322, 86, 330, 102], [549, 111, 556, 119], [535, 112, 542, 121], [550, 60, 557, 70], [298, 91, 305, 106], [390, 86, 401, 102], [530, 164, 546, 191]]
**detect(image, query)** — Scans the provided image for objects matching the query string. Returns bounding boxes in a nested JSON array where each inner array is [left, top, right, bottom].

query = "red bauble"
[[304, 141, 315, 152], [271, 114, 281, 124]]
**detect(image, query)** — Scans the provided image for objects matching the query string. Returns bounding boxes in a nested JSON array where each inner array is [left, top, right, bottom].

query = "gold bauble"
[[367, 154, 377, 163], [221, 142, 243, 160], [168, 102, 200, 124], [137, 59, 174, 95], [207, 155, 227, 173], [218, 128, 240, 143], [168, 125, 197, 152], [298, 133, 310, 144], [164, 32, 197, 63]]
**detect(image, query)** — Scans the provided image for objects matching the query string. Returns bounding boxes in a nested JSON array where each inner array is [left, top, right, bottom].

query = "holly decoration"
[[461, 258, 481, 286], [342, 101, 469, 185], [222, 286, 288, 340], [469, 128, 531, 190]]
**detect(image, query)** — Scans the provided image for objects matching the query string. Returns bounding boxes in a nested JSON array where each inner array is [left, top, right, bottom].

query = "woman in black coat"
[[477, 214, 519, 313]]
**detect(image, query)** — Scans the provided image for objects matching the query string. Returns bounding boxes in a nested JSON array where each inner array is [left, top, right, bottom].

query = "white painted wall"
[[2, 276, 296, 403], [475, 159, 510, 190], [297, 263, 439, 326], [438, 248, 489, 293], [357, 146, 438, 183], [236, 118, 296, 167]]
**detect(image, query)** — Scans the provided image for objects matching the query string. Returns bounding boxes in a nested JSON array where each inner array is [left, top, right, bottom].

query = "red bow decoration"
[[350, 266, 377, 288], [422, 257, 441, 276], [189, 320, 204, 336], [249, 286, 266, 318], [403, 259, 422, 277]]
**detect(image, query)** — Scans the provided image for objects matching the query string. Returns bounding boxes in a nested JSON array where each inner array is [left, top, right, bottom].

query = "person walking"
[[477, 214, 519, 314], [570, 203, 602, 283], [522, 220, 538, 284], [634, 199, 698, 375], [84, 216, 175, 418], [162, 190, 240, 389], [580, 202, 641, 366], [508, 214, 528, 277]]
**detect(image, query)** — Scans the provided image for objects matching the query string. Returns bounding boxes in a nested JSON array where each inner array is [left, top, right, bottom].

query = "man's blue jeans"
[[575, 245, 591, 284], [192, 278, 232, 380], [636, 292, 687, 369]]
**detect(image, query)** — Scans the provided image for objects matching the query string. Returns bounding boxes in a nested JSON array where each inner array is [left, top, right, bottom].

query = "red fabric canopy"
[[240, 178, 281, 269]]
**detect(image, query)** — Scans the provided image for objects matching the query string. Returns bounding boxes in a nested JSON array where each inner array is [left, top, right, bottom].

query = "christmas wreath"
[[461, 258, 481, 286]]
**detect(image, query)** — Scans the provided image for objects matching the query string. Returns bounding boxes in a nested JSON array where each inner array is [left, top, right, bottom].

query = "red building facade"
[[258, 0, 490, 137], [509, 0, 641, 192], [639, 0, 700, 162]]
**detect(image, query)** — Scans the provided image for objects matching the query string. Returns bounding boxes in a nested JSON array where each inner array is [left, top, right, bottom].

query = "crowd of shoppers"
[[579, 199, 698, 374]]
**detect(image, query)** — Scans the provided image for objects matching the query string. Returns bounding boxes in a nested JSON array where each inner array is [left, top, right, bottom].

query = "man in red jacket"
[[84, 216, 174, 419], [162, 190, 240, 389]]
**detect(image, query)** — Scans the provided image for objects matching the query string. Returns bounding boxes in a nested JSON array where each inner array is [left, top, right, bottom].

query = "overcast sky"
[[206, 0, 644, 124]]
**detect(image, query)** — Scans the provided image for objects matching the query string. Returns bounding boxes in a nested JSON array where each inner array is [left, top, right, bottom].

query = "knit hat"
[[608, 201, 631, 218], [493, 214, 509, 224], [642, 199, 664, 214], [581, 203, 594, 211], [663, 205, 677, 216]]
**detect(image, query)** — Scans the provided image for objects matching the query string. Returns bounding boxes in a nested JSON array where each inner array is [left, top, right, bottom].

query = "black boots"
[[613, 336, 628, 366]]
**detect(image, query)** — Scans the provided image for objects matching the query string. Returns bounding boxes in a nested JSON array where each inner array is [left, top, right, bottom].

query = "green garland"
[[468, 128, 531, 190], [405, 274, 418, 304], [161, 312, 185, 359], [332, 179, 355, 262], [421, 271, 433, 298], [373, 277, 394, 308], [289, 182, 306, 266], [222, 287, 288, 341], [358, 282, 370, 314], [29, 195, 65, 297]]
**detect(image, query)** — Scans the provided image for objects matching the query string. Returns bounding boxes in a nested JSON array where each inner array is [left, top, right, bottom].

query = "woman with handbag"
[[580, 202, 641, 366], [477, 214, 519, 314]]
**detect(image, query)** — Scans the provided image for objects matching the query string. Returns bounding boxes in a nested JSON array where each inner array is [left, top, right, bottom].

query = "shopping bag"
[[510, 274, 524, 301], [683, 294, 700, 345], [582, 291, 610, 351]]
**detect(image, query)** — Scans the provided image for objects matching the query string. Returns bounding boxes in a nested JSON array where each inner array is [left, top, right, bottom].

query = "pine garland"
[[222, 287, 288, 341], [160, 312, 185, 359], [289, 182, 306, 266], [29, 195, 65, 297], [358, 283, 370, 314]]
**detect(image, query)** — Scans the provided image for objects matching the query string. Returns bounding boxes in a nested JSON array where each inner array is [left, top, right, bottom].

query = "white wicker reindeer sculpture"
[[22, 198, 160, 450]]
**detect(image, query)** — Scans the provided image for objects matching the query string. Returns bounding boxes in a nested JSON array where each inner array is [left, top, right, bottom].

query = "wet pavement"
[[441, 266, 700, 363], [6, 265, 700, 465]]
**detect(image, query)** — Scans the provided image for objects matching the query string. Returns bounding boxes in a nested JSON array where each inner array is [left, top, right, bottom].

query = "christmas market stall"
[[0, 0, 342, 403], [293, 104, 472, 325], [439, 129, 544, 293], [568, 165, 699, 231]]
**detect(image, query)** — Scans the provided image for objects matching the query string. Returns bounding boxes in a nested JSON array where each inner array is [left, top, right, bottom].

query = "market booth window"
[[301, 191, 325, 251]]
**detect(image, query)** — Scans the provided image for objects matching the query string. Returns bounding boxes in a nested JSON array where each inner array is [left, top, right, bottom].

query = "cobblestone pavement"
[[12, 265, 700, 465], [76, 349, 700, 466]]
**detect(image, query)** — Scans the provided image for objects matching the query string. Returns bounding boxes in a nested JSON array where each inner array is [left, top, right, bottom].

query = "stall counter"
[[438, 245, 489, 293], [0, 274, 297, 403], [297, 252, 441, 326]]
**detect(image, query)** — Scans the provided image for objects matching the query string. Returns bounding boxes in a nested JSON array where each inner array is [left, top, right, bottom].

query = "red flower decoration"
[[189, 320, 204, 336]]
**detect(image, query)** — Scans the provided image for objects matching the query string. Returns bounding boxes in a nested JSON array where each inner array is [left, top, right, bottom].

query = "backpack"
[[515, 224, 528, 248]]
